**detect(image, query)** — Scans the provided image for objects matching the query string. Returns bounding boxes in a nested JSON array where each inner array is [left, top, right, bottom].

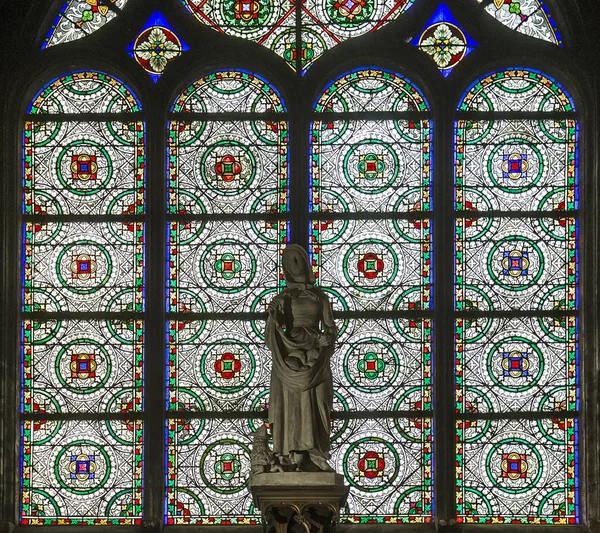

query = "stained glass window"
[[21, 71, 145, 525], [181, 0, 416, 73], [310, 68, 433, 522], [166, 69, 289, 524], [477, 0, 562, 45], [455, 69, 579, 523], [43, 0, 130, 49]]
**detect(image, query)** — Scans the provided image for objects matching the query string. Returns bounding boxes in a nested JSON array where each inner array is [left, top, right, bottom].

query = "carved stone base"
[[250, 473, 349, 533]]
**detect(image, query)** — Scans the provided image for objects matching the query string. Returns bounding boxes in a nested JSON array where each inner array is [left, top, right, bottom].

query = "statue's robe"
[[265, 288, 335, 463]]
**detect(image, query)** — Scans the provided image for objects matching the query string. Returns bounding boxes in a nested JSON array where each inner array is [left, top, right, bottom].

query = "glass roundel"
[[455, 68, 579, 524], [166, 70, 289, 524], [310, 68, 432, 523], [21, 71, 145, 525]]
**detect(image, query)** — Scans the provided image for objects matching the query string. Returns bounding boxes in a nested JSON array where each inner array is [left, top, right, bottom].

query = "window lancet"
[[454, 68, 579, 524], [21, 71, 145, 525], [310, 68, 433, 522]]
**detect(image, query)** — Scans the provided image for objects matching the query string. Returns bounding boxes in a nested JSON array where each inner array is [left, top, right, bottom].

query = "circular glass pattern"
[[56, 141, 112, 196], [488, 140, 543, 193], [199, 439, 251, 494], [343, 140, 400, 195], [486, 336, 544, 393], [55, 440, 111, 495], [134, 27, 183, 75], [343, 338, 400, 393], [55, 339, 112, 394], [198, 340, 256, 393], [343, 437, 401, 492], [199, 141, 256, 196], [342, 239, 399, 293], [485, 439, 543, 494], [487, 236, 543, 291], [199, 239, 257, 294], [56, 241, 113, 295], [418, 22, 467, 70]]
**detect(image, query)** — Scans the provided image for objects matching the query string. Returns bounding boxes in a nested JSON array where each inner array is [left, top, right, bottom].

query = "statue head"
[[282, 244, 315, 285]]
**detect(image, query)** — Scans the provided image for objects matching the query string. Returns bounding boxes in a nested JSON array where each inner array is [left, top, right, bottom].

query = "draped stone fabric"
[[265, 245, 337, 468]]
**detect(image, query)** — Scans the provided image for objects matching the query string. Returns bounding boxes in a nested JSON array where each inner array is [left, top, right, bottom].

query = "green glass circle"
[[485, 438, 543, 494], [487, 140, 543, 193], [487, 236, 544, 291], [199, 239, 257, 294], [55, 440, 111, 495], [199, 339, 256, 394], [342, 239, 399, 294], [55, 140, 113, 196], [199, 439, 250, 495], [55, 240, 113, 295], [199, 140, 256, 197], [342, 437, 400, 493], [343, 338, 399, 393], [55, 338, 112, 394], [486, 336, 545, 393], [342, 140, 399, 195]]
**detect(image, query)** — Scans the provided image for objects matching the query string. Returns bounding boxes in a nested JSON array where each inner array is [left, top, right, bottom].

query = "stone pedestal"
[[250, 472, 349, 533]]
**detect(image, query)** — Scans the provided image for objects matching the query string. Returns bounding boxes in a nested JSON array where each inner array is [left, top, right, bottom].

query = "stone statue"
[[263, 244, 338, 472]]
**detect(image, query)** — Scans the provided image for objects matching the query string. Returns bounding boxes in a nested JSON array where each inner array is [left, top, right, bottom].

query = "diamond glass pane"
[[168, 120, 288, 215], [24, 121, 145, 216], [333, 318, 431, 412], [21, 419, 143, 525], [43, 0, 130, 49], [181, 0, 296, 70], [456, 418, 578, 523], [22, 319, 143, 415], [455, 216, 577, 312], [166, 417, 432, 524], [455, 317, 578, 413], [300, 0, 415, 72], [23, 221, 145, 314], [167, 319, 270, 413], [456, 119, 578, 212]]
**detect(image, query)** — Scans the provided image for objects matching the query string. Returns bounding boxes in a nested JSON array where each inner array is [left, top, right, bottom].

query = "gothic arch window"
[[2, 0, 598, 530]]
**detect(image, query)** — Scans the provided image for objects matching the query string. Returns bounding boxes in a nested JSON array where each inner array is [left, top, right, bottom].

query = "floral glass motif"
[[412, 4, 477, 77], [43, 0, 130, 49], [21, 72, 145, 525], [166, 70, 289, 524], [477, 0, 562, 45], [126, 12, 189, 82], [180, 0, 417, 73], [455, 69, 579, 523], [310, 68, 432, 523]]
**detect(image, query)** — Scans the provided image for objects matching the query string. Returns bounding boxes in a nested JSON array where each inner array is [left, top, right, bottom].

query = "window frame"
[[1, 0, 599, 530]]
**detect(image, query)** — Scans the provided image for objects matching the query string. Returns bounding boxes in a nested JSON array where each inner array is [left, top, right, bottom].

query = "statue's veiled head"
[[282, 244, 315, 285]]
